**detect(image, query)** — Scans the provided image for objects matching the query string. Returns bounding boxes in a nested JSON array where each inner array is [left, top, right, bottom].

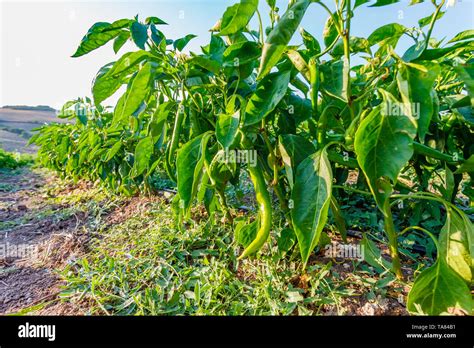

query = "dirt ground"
[[0, 167, 170, 315], [0, 168, 88, 314]]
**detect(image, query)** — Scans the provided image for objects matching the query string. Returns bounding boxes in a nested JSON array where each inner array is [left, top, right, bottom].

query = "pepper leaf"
[[291, 148, 332, 267]]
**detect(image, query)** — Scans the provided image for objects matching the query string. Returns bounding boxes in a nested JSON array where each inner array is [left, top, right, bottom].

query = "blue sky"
[[0, 0, 473, 109]]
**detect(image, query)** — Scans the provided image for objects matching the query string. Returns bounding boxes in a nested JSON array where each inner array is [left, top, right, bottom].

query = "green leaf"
[[216, 111, 240, 149], [244, 71, 291, 126], [300, 28, 321, 55], [448, 29, 474, 43], [150, 25, 164, 46], [277, 228, 296, 253], [455, 155, 474, 174], [369, 0, 399, 7], [354, 89, 417, 210], [414, 41, 474, 61], [397, 61, 440, 142], [439, 207, 473, 284], [106, 50, 151, 78], [72, 19, 132, 57], [258, 0, 310, 79], [286, 94, 312, 124], [105, 141, 122, 162], [322, 13, 339, 48], [354, 0, 371, 8], [235, 220, 258, 247], [291, 148, 332, 267], [401, 41, 425, 62], [131, 136, 153, 178], [191, 56, 221, 74], [92, 63, 122, 106], [287, 50, 310, 82], [173, 34, 197, 51], [218, 0, 258, 36], [455, 63, 474, 106], [368, 23, 405, 47], [113, 31, 130, 53], [278, 134, 315, 189], [266, 0, 276, 8], [329, 196, 347, 242], [442, 165, 455, 201], [176, 134, 207, 214], [331, 36, 371, 57], [93, 51, 150, 105], [418, 11, 445, 28], [445, 94, 471, 109], [113, 62, 153, 123], [148, 101, 174, 138], [145, 16, 168, 25], [223, 41, 260, 67], [407, 258, 473, 315], [361, 234, 392, 272], [130, 21, 148, 49], [319, 60, 349, 102]]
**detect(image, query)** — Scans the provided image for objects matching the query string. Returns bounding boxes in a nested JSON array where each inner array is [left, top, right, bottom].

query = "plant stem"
[[333, 184, 372, 196], [314, 1, 343, 36], [399, 226, 440, 250], [383, 199, 403, 279], [261, 126, 278, 185], [342, 0, 352, 105], [256, 9, 265, 45], [424, 0, 446, 51], [216, 188, 233, 223]]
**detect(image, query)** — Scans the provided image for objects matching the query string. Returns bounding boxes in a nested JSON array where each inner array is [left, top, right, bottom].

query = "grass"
[[55, 185, 408, 316], [1, 169, 411, 315], [60, 210, 342, 315]]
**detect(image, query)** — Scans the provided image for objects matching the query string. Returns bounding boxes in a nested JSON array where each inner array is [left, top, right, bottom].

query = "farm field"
[[0, 107, 65, 154], [0, 0, 473, 321]]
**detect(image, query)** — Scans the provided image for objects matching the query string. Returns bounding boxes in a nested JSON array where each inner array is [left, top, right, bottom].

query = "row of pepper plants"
[[31, 0, 474, 315]]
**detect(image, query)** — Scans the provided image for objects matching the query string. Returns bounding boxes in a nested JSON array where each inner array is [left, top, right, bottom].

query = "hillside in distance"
[[0, 106, 66, 154]]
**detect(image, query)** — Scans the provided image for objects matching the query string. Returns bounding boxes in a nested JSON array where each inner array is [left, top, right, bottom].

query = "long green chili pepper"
[[382, 199, 403, 279], [238, 161, 273, 259], [309, 57, 319, 120], [237, 133, 273, 259], [165, 103, 185, 182], [413, 141, 463, 164], [189, 106, 202, 137], [317, 104, 338, 146]]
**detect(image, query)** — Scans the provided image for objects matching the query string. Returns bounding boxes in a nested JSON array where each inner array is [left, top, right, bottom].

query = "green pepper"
[[238, 161, 273, 259], [413, 141, 462, 164], [309, 57, 319, 119], [165, 103, 185, 181], [317, 104, 339, 146], [238, 133, 273, 258]]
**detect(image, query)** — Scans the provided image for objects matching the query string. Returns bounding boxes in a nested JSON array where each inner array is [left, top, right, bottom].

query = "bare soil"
[[0, 168, 168, 315], [0, 168, 89, 314]]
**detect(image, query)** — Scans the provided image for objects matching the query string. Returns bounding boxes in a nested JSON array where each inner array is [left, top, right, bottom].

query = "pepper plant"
[[32, 0, 473, 315]]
